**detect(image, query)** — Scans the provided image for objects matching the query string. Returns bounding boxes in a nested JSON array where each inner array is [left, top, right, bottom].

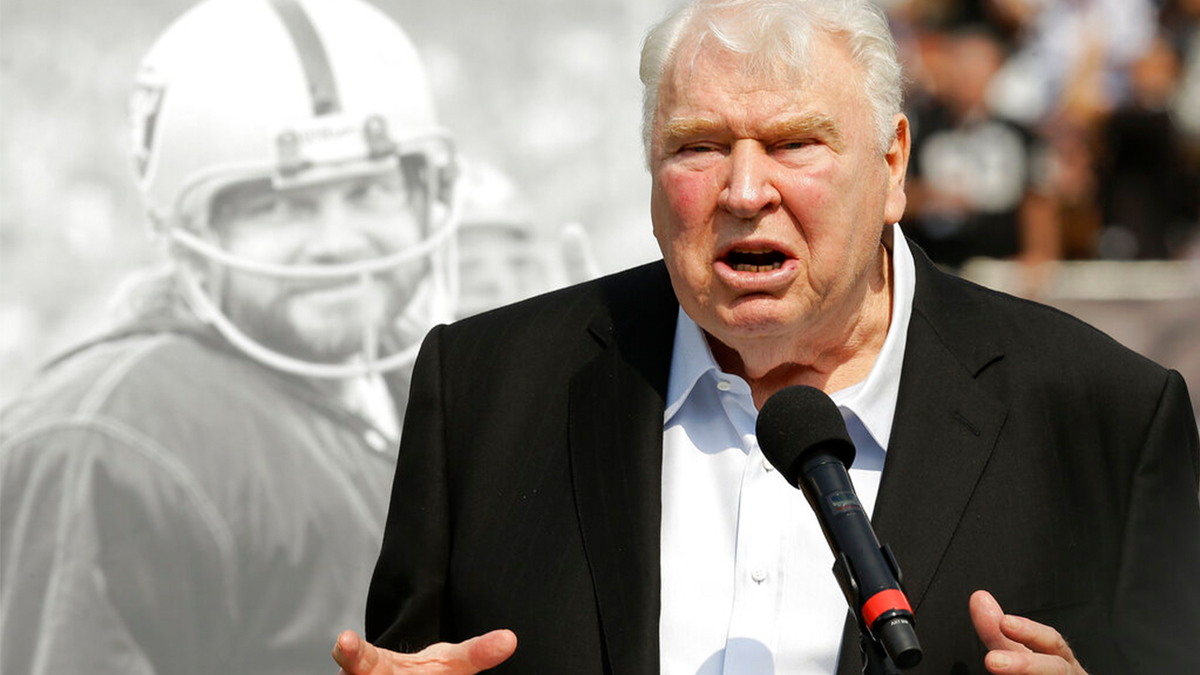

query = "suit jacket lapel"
[[569, 262, 678, 675], [837, 246, 1008, 674], [874, 305, 1008, 606]]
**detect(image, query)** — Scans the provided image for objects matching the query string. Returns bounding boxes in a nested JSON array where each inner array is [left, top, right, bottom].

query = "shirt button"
[[762, 458, 775, 472], [751, 569, 768, 583], [716, 380, 732, 392]]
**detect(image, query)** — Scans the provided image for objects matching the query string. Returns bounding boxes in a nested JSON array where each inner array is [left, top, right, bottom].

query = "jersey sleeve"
[[1, 419, 238, 675]]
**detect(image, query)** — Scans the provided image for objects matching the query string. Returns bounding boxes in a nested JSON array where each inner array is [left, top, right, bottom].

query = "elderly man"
[[334, 1, 1200, 674]]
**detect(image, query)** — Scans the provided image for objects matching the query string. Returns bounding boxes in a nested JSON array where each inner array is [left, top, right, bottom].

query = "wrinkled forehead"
[[658, 28, 862, 123], [659, 28, 852, 109]]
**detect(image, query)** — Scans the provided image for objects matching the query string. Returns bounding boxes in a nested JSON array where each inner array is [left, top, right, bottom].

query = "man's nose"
[[304, 194, 372, 260], [719, 142, 781, 219]]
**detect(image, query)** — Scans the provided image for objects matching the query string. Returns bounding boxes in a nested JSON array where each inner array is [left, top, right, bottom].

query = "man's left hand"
[[969, 590, 1089, 675]]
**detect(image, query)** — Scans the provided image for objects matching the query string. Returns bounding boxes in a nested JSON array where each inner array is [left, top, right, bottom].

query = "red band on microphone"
[[861, 589, 913, 628]]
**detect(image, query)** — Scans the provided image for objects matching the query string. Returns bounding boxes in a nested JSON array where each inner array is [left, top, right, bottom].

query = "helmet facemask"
[[133, 0, 459, 380], [163, 116, 459, 379]]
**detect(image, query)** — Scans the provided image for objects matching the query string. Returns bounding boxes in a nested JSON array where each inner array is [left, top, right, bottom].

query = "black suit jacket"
[[366, 247, 1200, 674]]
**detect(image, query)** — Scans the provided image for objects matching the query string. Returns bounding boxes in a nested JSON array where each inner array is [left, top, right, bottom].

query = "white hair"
[[639, 0, 904, 161]]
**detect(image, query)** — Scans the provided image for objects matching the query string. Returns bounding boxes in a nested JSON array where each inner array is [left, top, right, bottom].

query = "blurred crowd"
[[883, 0, 1200, 268]]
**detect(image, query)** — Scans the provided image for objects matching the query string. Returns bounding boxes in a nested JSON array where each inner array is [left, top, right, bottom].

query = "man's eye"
[[676, 143, 726, 159], [251, 197, 316, 220], [241, 198, 287, 219], [346, 184, 374, 202], [348, 179, 407, 208]]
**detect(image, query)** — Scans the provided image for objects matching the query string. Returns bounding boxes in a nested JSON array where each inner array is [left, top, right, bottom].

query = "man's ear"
[[883, 113, 911, 225]]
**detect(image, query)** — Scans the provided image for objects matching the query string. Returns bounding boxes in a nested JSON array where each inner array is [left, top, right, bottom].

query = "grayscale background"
[[0, 0, 676, 402]]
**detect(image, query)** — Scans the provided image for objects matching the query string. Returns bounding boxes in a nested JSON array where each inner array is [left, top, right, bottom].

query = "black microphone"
[[756, 385, 922, 671]]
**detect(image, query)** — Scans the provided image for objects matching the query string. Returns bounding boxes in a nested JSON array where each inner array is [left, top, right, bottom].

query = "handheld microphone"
[[756, 385, 922, 670]]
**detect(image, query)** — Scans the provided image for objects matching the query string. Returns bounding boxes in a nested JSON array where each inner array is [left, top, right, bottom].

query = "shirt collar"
[[664, 308, 719, 423], [663, 223, 917, 451]]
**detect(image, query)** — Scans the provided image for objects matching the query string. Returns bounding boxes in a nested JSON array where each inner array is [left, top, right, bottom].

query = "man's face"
[[456, 223, 546, 318], [649, 33, 909, 366], [211, 170, 428, 364]]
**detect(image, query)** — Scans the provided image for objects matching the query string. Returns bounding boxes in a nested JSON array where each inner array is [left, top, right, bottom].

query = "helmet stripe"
[[268, 0, 342, 115]]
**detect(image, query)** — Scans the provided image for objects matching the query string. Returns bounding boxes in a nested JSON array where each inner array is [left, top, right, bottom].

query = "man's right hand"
[[332, 629, 517, 675]]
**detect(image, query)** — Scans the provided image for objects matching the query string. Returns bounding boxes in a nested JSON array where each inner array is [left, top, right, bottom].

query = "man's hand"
[[332, 629, 517, 675], [969, 590, 1088, 674]]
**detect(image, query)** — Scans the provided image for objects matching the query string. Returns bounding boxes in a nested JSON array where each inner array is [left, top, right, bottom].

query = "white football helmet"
[[454, 158, 548, 318], [131, 0, 458, 378]]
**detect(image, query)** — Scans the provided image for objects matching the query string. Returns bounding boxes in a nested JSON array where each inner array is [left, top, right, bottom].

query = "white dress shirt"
[[660, 224, 916, 675]]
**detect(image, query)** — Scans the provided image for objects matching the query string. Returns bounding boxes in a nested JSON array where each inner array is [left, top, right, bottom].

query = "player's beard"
[[234, 263, 427, 366]]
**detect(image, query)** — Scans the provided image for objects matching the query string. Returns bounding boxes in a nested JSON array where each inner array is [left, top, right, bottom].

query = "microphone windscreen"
[[756, 385, 855, 487]]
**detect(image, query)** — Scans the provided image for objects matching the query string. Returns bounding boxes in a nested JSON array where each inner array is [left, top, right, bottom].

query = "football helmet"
[[130, 0, 458, 378], [454, 158, 550, 318]]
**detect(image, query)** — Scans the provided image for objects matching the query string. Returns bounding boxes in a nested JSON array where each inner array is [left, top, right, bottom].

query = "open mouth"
[[723, 249, 787, 272]]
